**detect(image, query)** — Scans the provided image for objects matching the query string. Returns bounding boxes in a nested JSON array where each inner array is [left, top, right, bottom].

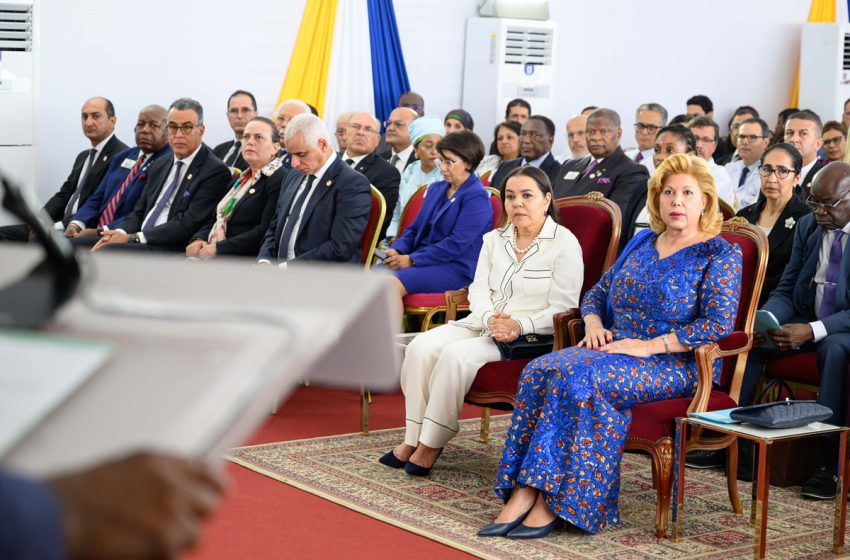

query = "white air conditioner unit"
[[0, 0, 36, 224], [798, 23, 850, 123], [462, 17, 556, 148]]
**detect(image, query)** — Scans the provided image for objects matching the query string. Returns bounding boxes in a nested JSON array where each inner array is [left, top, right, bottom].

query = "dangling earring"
[[701, 208, 705, 216]]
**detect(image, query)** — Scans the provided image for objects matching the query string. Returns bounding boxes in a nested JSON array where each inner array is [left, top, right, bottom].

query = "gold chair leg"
[[360, 385, 370, 435], [480, 408, 490, 444]]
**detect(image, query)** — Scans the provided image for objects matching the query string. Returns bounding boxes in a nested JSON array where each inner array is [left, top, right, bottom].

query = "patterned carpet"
[[227, 415, 849, 559]]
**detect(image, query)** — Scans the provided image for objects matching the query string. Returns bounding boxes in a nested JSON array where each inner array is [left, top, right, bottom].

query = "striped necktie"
[[98, 154, 146, 227]]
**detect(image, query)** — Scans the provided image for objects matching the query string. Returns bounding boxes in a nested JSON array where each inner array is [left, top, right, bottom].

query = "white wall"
[[32, 0, 813, 202]]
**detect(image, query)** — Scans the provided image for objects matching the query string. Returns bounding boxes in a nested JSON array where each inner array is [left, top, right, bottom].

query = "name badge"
[[564, 171, 579, 181], [121, 158, 136, 169]]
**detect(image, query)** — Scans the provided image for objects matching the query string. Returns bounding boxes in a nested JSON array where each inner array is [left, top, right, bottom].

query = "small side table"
[[672, 416, 850, 559]]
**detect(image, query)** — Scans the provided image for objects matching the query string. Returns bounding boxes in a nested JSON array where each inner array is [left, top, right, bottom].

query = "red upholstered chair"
[[565, 218, 768, 538], [719, 198, 735, 221], [402, 188, 505, 331], [456, 192, 622, 442], [361, 186, 386, 269], [758, 354, 820, 402], [395, 185, 428, 240]]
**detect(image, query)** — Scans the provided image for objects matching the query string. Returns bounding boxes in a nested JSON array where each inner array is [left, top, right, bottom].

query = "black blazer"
[[116, 144, 232, 250], [490, 153, 561, 192], [43, 135, 128, 223], [794, 160, 827, 199], [258, 155, 371, 263], [348, 152, 400, 239], [213, 139, 248, 172], [193, 164, 288, 257], [737, 194, 811, 305], [619, 186, 649, 253], [378, 147, 418, 171], [552, 146, 649, 213]]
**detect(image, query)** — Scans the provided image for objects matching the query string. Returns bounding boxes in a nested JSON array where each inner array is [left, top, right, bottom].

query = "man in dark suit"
[[342, 112, 400, 239], [490, 115, 560, 190], [552, 108, 649, 212], [378, 107, 419, 175], [258, 113, 371, 265], [0, 96, 127, 241], [92, 98, 231, 252], [213, 90, 257, 170], [64, 105, 171, 238], [784, 110, 826, 197], [739, 162, 850, 498]]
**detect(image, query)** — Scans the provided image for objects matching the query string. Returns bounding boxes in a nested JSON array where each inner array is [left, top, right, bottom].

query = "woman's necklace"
[[511, 226, 540, 255]]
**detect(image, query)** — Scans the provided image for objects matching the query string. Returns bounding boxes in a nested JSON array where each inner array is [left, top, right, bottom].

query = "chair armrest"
[[687, 331, 752, 415], [553, 309, 578, 350], [444, 288, 469, 322], [565, 311, 584, 348]]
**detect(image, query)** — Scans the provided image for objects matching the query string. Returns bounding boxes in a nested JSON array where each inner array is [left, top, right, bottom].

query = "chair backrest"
[[555, 192, 622, 296], [361, 185, 386, 269], [719, 198, 735, 221], [717, 218, 768, 393], [485, 187, 505, 229], [397, 185, 428, 239]]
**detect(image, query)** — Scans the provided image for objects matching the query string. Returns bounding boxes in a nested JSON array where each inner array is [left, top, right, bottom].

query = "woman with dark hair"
[[770, 108, 798, 146], [384, 130, 493, 321], [620, 124, 696, 251], [477, 121, 522, 187], [736, 142, 810, 304], [379, 165, 584, 475], [444, 109, 475, 133]]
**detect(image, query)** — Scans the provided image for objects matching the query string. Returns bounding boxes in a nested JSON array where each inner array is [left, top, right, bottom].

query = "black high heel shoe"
[[506, 517, 562, 539], [378, 451, 406, 469], [404, 448, 443, 476], [477, 508, 532, 537]]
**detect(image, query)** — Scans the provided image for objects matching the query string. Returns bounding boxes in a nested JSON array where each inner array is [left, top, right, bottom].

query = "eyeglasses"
[[166, 123, 202, 135], [634, 123, 661, 133], [736, 134, 767, 143], [693, 135, 716, 144], [348, 123, 380, 135], [758, 164, 795, 179], [384, 120, 408, 129], [824, 136, 845, 147], [519, 130, 545, 141], [805, 189, 850, 212], [439, 159, 462, 169]]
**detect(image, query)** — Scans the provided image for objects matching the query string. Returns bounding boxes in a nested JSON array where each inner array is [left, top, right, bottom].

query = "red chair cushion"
[[403, 293, 446, 308], [398, 188, 427, 238], [464, 359, 533, 410], [629, 390, 738, 443], [558, 204, 613, 295], [764, 352, 819, 385], [489, 195, 504, 229]]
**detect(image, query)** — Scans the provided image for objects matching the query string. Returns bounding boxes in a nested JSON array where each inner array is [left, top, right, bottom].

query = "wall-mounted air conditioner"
[[462, 17, 556, 150], [798, 23, 850, 123]]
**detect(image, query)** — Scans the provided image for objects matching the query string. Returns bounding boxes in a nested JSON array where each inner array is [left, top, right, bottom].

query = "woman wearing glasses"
[[383, 130, 494, 325], [736, 143, 810, 304]]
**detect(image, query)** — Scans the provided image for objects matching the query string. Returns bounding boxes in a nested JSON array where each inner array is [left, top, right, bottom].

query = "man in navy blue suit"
[[740, 162, 850, 498], [258, 113, 371, 265], [64, 105, 171, 239]]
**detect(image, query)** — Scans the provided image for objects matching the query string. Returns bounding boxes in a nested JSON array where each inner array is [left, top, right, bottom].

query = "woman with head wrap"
[[444, 109, 475, 134], [385, 115, 445, 240]]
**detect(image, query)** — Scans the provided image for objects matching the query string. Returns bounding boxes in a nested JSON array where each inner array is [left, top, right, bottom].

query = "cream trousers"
[[401, 323, 501, 448]]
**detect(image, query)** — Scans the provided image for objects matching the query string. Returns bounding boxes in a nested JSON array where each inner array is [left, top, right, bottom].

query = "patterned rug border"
[[227, 418, 504, 559]]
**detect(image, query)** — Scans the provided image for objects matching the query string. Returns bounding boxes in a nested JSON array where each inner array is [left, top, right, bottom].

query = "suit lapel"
[[354, 153, 374, 176], [167, 148, 205, 219], [300, 158, 342, 226]]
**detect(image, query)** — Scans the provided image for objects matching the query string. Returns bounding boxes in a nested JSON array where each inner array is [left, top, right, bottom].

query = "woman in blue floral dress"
[[479, 154, 743, 538]]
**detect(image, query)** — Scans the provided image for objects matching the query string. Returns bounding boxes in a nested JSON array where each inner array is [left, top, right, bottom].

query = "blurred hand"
[[50, 452, 225, 560], [185, 239, 205, 258], [64, 224, 82, 238], [384, 253, 412, 270], [92, 230, 129, 252], [579, 323, 613, 349], [769, 323, 813, 351], [489, 312, 520, 342], [752, 331, 765, 348], [198, 243, 218, 260], [600, 338, 653, 358]]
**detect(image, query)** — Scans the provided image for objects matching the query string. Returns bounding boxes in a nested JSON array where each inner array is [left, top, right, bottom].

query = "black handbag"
[[495, 334, 554, 360], [729, 400, 832, 429]]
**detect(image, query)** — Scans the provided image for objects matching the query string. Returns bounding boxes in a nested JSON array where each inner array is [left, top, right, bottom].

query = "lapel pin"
[[249, 188, 256, 194], [326, 180, 333, 187], [187, 174, 193, 180], [102, 155, 107, 161]]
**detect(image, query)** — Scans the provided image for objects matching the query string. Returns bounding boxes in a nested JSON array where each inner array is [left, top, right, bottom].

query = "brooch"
[[597, 177, 611, 185], [785, 217, 795, 229]]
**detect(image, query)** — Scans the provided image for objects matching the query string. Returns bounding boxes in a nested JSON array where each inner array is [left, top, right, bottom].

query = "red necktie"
[[98, 155, 146, 227], [635, 152, 644, 163]]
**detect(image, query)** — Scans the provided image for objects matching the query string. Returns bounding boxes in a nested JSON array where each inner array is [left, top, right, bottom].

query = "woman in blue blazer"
[[384, 131, 494, 322]]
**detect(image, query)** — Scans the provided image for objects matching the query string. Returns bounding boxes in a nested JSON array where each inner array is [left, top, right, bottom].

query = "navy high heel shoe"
[[378, 451, 406, 469], [506, 517, 562, 539], [477, 509, 532, 537], [404, 448, 442, 476]]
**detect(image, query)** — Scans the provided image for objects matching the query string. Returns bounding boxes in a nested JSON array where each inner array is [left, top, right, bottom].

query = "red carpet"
[[189, 386, 501, 559]]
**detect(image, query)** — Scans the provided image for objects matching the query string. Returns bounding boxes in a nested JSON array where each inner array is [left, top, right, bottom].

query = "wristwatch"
[[128, 233, 140, 244]]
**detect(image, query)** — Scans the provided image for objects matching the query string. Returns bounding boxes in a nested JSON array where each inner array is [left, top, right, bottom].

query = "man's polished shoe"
[[477, 509, 531, 537], [378, 451, 406, 469], [506, 517, 562, 539], [685, 450, 724, 469], [801, 466, 838, 500]]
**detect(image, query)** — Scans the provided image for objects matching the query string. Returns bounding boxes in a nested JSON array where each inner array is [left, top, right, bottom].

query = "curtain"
[[367, 0, 411, 132]]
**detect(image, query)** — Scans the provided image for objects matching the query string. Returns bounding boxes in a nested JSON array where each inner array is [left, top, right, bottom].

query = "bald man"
[[273, 99, 310, 168], [0, 97, 128, 241], [379, 107, 420, 175], [560, 114, 589, 161], [739, 162, 850, 499]]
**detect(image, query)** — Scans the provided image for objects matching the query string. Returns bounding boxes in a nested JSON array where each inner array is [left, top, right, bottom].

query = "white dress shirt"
[[707, 158, 736, 209], [389, 145, 413, 175], [283, 151, 337, 263], [810, 221, 850, 341], [452, 217, 584, 335], [54, 134, 115, 228], [521, 151, 551, 168], [725, 159, 761, 209], [342, 151, 368, 167]]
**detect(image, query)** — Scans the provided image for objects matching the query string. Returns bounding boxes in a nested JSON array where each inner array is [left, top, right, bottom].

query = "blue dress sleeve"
[[675, 240, 743, 348], [0, 471, 65, 559]]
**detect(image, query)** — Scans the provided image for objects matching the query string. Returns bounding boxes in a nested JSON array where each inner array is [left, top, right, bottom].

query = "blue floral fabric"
[[494, 233, 742, 534]]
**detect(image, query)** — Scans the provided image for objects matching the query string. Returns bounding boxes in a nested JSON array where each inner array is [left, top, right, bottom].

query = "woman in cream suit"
[[379, 166, 584, 476]]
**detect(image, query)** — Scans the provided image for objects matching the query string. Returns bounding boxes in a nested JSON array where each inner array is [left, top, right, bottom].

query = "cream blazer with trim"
[[453, 216, 584, 335]]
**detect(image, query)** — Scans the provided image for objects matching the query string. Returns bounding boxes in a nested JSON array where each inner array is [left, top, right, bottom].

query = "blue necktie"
[[278, 175, 316, 259], [818, 230, 845, 319], [738, 165, 750, 188], [143, 161, 183, 231]]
